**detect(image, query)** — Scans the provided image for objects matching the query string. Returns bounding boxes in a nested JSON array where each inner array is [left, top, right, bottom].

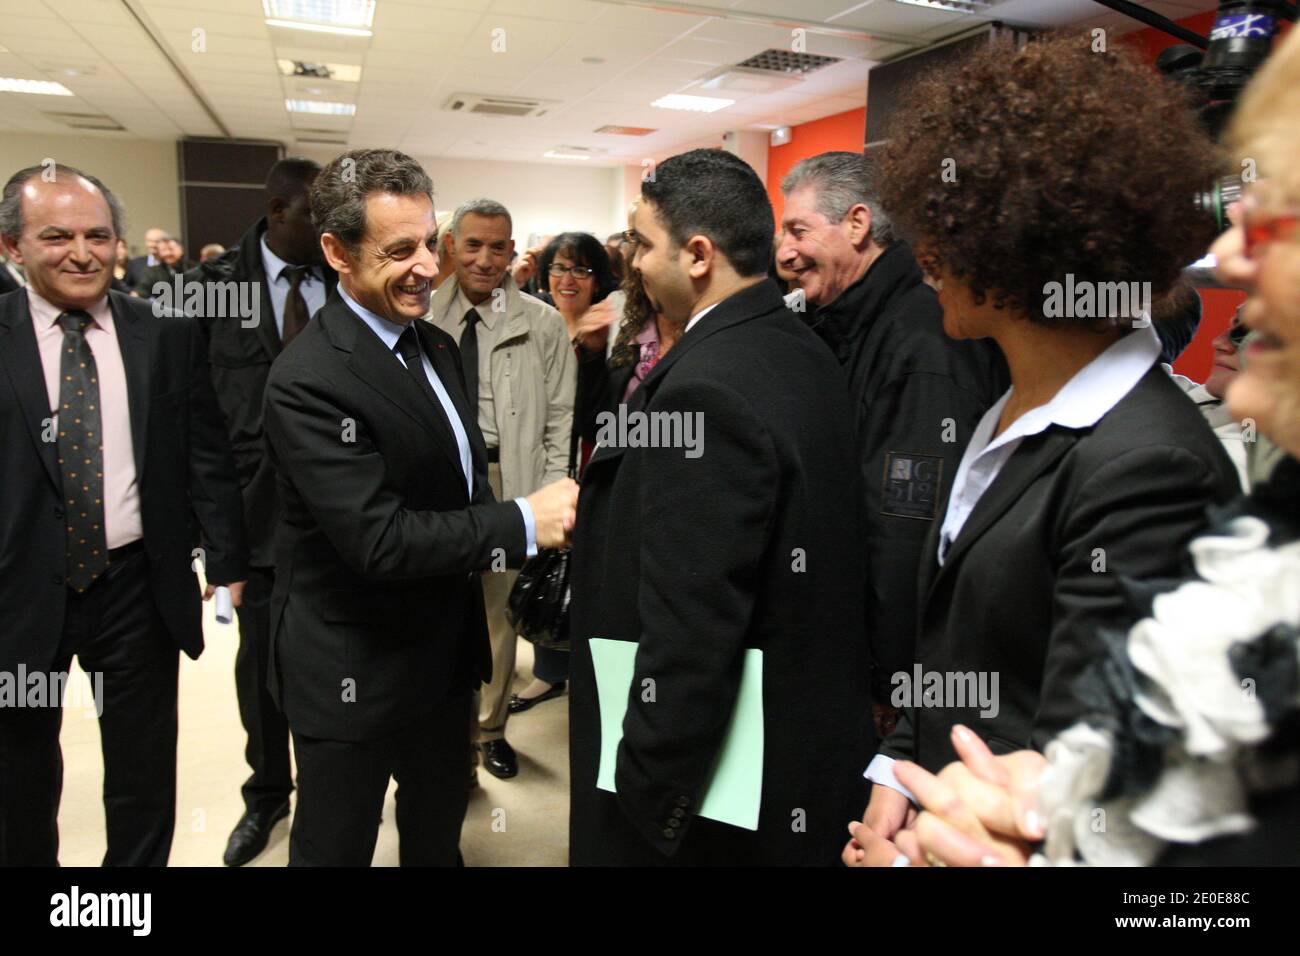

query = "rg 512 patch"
[[881, 451, 943, 520]]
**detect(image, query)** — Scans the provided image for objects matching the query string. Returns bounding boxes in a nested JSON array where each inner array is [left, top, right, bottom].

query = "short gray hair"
[[781, 151, 893, 247], [0, 164, 126, 239], [451, 198, 512, 238], [310, 148, 433, 251]]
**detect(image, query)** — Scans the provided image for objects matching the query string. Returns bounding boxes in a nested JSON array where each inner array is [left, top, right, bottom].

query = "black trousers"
[[288, 692, 473, 867], [0, 549, 179, 866], [234, 566, 292, 815]]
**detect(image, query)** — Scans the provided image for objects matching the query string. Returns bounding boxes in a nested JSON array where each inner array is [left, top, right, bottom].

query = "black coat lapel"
[[0, 292, 61, 492], [923, 429, 1077, 606], [337, 304, 466, 485], [109, 291, 151, 481]]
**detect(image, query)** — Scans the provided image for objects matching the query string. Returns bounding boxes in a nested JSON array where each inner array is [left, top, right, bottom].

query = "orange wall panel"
[[766, 107, 865, 225]]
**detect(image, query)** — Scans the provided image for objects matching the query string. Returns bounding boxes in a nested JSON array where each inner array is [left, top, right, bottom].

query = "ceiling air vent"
[[735, 49, 841, 75], [296, 135, 348, 145], [443, 93, 557, 118], [43, 111, 124, 131]]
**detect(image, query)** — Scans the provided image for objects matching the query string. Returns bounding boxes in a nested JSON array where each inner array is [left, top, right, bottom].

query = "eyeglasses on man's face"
[[548, 264, 595, 279]]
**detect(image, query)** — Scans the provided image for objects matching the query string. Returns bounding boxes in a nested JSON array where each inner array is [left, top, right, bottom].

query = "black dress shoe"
[[222, 802, 290, 867], [480, 739, 518, 779], [508, 680, 567, 714]]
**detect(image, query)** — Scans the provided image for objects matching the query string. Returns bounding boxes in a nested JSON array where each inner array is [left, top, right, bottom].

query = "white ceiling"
[[0, 0, 1216, 166]]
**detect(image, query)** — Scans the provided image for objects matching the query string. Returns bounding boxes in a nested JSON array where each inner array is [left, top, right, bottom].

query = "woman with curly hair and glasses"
[[844, 32, 1244, 866]]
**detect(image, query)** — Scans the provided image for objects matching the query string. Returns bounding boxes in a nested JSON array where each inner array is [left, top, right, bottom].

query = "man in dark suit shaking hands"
[[263, 149, 578, 866], [567, 149, 872, 865], [0, 165, 248, 865]]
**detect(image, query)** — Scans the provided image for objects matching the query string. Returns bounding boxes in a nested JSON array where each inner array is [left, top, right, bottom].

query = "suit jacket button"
[[666, 817, 681, 828], [671, 807, 685, 819], [675, 796, 690, 808], [661, 828, 676, 839], [53, 507, 64, 520], [52, 574, 62, 585]]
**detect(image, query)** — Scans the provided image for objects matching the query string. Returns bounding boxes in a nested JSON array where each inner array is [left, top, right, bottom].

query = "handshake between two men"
[[524, 477, 581, 550]]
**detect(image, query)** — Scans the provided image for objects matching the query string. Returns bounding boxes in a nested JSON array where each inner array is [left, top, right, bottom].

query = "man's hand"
[[203, 580, 245, 607], [574, 298, 620, 353], [843, 782, 915, 867], [526, 477, 579, 549], [512, 245, 546, 288]]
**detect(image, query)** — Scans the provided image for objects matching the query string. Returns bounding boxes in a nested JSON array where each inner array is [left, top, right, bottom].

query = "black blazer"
[[568, 279, 874, 866], [881, 363, 1241, 772], [184, 219, 337, 567], [262, 292, 528, 743], [0, 288, 248, 674]]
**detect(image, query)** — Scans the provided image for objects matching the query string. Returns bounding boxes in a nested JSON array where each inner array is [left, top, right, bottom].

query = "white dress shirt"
[[260, 236, 328, 340], [683, 301, 719, 336], [865, 323, 1162, 801], [337, 285, 536, 554]]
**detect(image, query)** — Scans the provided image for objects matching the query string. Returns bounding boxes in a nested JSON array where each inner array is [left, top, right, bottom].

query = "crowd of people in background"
[[0, 27, 1298, 868]]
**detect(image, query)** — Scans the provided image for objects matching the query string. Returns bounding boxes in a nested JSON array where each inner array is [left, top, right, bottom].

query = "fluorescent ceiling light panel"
[[278, 59, 363, 82], [0, 77, 74, 95], [650, 93, 734, 113], [265, 18, 372, 36], [544, 151, 591, 160], [286, 98, 357, 115], [264, 0, 375, 28]]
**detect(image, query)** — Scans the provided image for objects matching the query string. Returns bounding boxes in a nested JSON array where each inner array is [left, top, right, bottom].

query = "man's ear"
[[1, 233, 23, 265], [685, 234, 714, 280], [319, 233, 352, 275], [844, 202, 872, 247]]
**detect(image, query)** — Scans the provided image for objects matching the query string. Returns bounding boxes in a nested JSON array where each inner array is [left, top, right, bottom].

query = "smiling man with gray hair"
[[426, 196, 575, 782], [778, 151, 1007, 738]]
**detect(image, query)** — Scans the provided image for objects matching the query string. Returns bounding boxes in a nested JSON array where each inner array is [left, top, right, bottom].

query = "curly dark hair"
[[611, 263, 656, 368], [538, 232, 618, 304], [876, 33, 1222, 326]]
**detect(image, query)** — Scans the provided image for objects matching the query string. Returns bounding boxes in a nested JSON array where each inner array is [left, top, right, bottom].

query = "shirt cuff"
[[864, 754, 917, 805], [514, 497, 538, 558]]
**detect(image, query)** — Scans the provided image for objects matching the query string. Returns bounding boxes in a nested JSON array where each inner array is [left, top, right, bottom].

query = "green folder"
[[589, 638, 764, 831]]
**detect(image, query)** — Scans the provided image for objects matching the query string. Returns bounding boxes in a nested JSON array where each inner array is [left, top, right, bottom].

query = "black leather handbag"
[[505, 428, 579, 651]]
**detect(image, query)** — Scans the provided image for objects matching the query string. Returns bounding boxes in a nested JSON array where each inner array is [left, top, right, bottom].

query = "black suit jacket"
[[881, 364, 1241, 772], [262, 292, 527, 743], [568, 279, 874, 865], [184, 219, 337, 567], [0, 288, 248, 674], [123, 255, 151, 291]]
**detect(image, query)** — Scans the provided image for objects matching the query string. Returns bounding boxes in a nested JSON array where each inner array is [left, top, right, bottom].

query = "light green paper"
[[589, 638, 764, 832]]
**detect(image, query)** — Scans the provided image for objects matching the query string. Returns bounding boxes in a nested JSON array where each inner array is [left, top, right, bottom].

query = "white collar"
[[338, 283, 412, 352], [976, 323, 1161, 458], [260, 234, 318, 285], [684, 301, 719, 335]]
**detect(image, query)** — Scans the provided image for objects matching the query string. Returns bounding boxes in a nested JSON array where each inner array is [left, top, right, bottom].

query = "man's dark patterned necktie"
[[56, 309, 107, 592], [281, 265, 312, 345]]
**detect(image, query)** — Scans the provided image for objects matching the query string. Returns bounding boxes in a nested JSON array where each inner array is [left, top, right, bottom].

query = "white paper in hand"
[[214, 586, 234, 625]]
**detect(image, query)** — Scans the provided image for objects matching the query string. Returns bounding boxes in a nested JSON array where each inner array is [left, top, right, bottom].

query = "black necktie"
[[56, 310, 108, 592], [281, 265, 312, 345], [460, 308, 480, 406], [395, 326, 455, 429]]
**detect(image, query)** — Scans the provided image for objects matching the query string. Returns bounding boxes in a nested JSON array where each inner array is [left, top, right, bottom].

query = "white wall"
[[0, 133, 180, 257], [296, 147, 625, 251]]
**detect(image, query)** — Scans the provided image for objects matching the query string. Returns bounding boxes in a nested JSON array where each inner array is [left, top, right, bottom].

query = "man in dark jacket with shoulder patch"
[[778, 152, 1008, 736], [183, 156, 336, 866]]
